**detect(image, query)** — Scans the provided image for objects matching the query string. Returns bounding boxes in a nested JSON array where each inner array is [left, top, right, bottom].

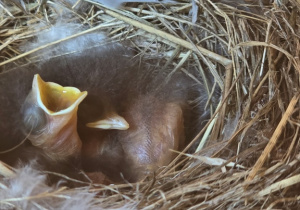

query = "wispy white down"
[[20, 21, 107, 62], [0, 164, 97, 210]]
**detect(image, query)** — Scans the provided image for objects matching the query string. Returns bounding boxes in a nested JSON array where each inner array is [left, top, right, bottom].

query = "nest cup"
[[0, 0, 300, 209]]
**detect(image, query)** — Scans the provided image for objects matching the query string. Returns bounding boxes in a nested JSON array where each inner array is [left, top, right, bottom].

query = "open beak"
[[22, 74, 87, 161], [86, 114, 129, 130]]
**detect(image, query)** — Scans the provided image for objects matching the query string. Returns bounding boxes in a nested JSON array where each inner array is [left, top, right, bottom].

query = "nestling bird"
[[22, 74, 87, 160], [0, 39, 212, 183]]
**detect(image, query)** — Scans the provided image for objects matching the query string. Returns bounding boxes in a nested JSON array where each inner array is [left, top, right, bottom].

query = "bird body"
[[0, 42, 212, 183], [82, 95, 185, 182]]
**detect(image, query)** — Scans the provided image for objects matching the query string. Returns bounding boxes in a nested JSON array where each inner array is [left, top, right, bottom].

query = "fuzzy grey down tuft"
[[20, 22, 107, 62], [0, 164, 97, 210]]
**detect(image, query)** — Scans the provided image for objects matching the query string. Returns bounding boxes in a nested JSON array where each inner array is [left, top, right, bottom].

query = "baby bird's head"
[[22, 74, 87, 161]]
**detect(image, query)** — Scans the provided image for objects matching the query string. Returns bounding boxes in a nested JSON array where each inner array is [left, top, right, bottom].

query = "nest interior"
[[0, 0, 300, 209]]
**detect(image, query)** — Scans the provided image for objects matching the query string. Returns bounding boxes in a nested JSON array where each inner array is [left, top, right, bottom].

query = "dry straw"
[[1, 0, 300, 209]]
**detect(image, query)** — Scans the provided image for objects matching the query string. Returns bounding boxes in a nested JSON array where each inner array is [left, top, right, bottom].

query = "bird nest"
[[1, 0, 300, 209]]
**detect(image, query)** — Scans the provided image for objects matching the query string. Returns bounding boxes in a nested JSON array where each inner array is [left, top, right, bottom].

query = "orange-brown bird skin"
[[81, 95, 185, 182]]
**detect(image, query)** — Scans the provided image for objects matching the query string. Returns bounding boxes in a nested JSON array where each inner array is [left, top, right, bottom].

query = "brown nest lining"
[[0, 0, 300, 209]]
